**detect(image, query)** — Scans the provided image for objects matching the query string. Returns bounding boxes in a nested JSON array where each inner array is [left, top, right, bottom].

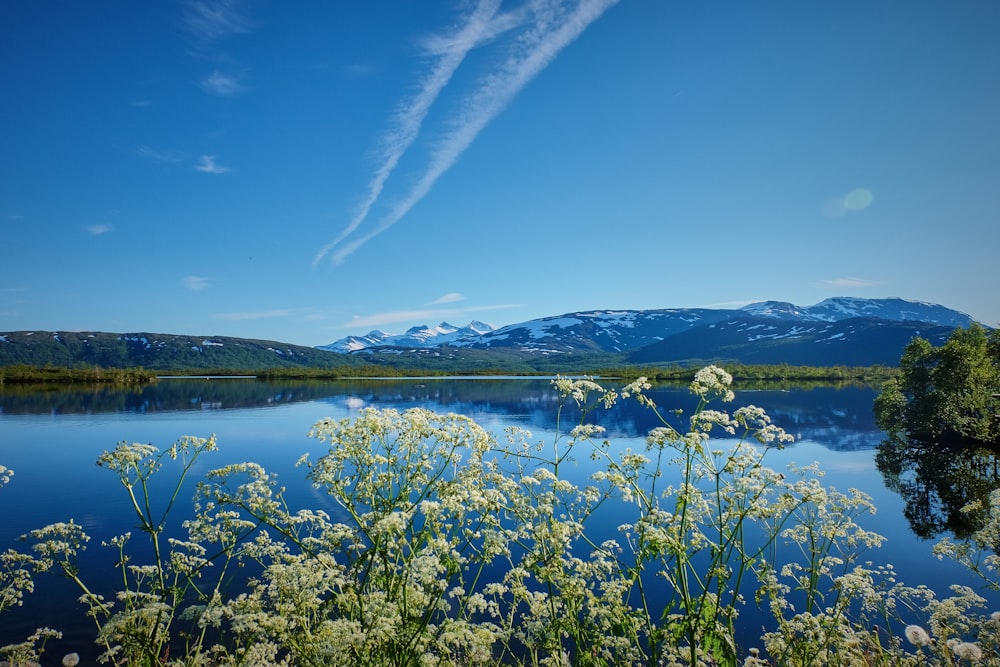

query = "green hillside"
[[0, 331, 357, 371]]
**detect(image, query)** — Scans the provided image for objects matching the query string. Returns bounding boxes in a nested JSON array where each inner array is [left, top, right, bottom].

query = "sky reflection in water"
[[1, 378, 997, 653]]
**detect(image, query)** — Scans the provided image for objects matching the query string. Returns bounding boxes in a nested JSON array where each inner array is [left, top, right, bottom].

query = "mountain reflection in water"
[[1, 377, 884, 451]]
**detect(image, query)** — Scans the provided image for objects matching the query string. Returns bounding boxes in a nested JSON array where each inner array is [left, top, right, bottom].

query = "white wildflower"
[[690, 409, 736, 434], [952, 641, 983, 661], [904, 624, 931, 646], [690, 365, 735, 402]]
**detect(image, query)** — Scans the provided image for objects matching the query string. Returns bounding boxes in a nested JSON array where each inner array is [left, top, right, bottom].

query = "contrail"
[[322, 0, 619, 267], [313, 0, 502, 268]]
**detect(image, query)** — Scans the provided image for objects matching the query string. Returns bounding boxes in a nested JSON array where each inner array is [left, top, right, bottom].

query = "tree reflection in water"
[[876, 432, 1000, 540]]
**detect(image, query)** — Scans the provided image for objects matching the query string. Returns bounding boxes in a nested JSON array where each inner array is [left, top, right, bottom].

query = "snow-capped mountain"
[[452, 309, 737, 353], [318, 298, 980, 366], [741, 297, 974, 327], [319, 321, 495, 354]]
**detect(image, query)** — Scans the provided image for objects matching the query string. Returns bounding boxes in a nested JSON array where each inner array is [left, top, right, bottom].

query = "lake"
[[2, 376, 998, 659]]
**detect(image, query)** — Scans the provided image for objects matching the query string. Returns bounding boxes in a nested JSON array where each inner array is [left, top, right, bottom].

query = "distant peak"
[[466, 320, 494, 333], [740, 301, 806, 317]]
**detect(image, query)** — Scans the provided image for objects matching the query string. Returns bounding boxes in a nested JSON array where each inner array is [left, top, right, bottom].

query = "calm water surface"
[[1, 377, 997, 656]]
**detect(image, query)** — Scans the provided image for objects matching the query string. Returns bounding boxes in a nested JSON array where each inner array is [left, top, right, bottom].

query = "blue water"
[[1, 378, 996, 659]]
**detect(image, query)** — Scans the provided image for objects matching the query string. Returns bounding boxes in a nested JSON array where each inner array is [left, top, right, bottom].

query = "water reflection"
[[876, 433, 1000, 539], [0, 378, 883, 451], [2, 377, 998, 656]]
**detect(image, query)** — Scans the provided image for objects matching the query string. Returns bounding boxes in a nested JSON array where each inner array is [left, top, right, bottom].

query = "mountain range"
[[0, 297, 983, 372], [323, 297, 977, 367]]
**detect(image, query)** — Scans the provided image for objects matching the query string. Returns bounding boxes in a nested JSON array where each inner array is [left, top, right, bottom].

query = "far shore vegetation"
[[0, 362, 898, 387]]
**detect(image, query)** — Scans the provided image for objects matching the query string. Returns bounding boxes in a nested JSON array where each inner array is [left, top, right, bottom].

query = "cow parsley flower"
[[690, 365, 735, 402]]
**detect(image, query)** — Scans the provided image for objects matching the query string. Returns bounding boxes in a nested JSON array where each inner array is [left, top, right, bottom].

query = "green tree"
[[875, 324, 1000, 443]]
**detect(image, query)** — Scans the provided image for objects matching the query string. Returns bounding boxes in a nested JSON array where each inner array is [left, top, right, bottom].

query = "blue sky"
[[2, 1, 998, 347]]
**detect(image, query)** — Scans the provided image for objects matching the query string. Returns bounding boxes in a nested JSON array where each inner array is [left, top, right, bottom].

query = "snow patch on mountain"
[[318, 321, 496, 353], [740, 301, 815, 319], [523, 317, 584, 339]]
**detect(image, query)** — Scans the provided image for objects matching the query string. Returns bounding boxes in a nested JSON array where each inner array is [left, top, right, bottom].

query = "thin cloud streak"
[[322, 0, 619, 266], [183, 0, 251, 43], [86, 223, 114, 235], [136, 146, 188, 164], [704, 299, 757, 310], [313, 0, 503, 268], [817, 277, 882, 289], [343, 303, 519, 329], [428, 292, 466, 305], [183, 276, 212, 290], [196, 155, 230, 174], [201, 70, 246, 96]]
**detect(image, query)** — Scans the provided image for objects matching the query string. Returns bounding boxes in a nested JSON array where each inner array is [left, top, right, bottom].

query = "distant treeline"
[[593, 363, 898, 384], [253, 366, 538, 380], [259, 363, 898, 383], [0, 364, 158, 385], [2, 362, 898, 386]]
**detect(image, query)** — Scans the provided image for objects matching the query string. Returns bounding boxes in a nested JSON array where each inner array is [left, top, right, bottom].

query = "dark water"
[[1, 377, 997, 657]]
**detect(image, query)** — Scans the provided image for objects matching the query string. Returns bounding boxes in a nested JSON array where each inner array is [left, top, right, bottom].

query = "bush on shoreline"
[[875, 324, 1000, 445]]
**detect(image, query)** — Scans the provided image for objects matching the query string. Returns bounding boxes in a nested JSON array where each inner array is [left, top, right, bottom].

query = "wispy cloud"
[[216, 309, 295, 321], [183, 275, 213, 290], [428, 292, 466, 305], [86, 223, 114, 235], [183, 0, 251, 44], [313, 0, 503, 268], [703, 299, 758, 310], [343, 303, 519, 330], [823, 187, 874, 219], [816, 277, 883, 289], [182, 1, 255, 104], [315, 0, 619, 267], [136, 146, 188, 164], [195, 155, 230, 174], [201, 70, 246, 96]]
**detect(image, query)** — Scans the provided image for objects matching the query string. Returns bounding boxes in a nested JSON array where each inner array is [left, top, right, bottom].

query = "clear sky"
[[2, 1, 998, 347]]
